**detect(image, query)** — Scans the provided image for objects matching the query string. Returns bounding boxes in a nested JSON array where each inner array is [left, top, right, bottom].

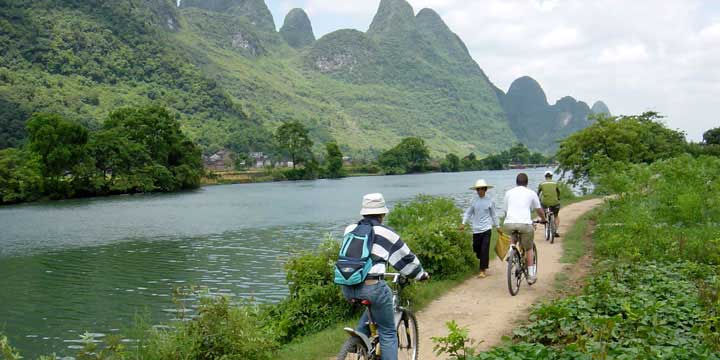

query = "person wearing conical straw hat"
[[460, 179, 501, 278]]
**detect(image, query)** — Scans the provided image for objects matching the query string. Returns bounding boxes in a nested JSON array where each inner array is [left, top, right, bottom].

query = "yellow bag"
[[495, 232, 511, 261]]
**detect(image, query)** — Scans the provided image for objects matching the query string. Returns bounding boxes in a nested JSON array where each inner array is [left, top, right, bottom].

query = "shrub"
[[141, 296, 278, 360], [264, 239, 356, 342], [388, 195, 477, 279]]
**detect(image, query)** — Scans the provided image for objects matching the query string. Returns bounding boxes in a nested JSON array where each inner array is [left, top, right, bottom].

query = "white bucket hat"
[[360, 193, 390, 215], [469, 179, 494, 190]]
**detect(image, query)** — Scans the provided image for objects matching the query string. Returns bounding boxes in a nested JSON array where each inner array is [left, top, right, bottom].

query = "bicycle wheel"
[[544, 219, 551, 241], [548, 214, 555, 244], [507, 249, 522, 296], [397, 310, 419, 360], [337, 336, 371, 360]]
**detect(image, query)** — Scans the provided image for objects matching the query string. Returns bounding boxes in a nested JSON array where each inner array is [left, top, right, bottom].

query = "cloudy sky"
[[263, 0, 719, 141]]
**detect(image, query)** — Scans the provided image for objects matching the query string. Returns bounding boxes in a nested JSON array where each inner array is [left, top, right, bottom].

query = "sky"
[[261, 0, 720, 141]]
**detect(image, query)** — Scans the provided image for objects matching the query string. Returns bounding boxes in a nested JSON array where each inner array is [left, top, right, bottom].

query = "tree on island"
[[274, 121, 313, 169], [378, 137, 430, 175], [325, 141, 344, 178]]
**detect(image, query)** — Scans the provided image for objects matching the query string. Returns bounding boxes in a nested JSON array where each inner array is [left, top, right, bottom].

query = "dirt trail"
[[416, 198, 603, 359]]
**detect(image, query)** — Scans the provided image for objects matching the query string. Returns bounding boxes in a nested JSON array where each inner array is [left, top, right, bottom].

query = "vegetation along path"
[[416, 198, 603, 359]]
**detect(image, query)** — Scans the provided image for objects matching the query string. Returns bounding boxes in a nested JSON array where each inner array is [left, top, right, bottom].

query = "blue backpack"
[[334, 219, 375, 286]]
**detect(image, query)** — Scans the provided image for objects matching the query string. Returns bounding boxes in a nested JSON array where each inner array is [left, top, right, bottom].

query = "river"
[[0, 168, 552, 357]]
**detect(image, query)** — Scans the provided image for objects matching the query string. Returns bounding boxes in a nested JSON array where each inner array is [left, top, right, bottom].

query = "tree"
[[461, 153, 479, 171], [274, 121, 313, 169], [0, 148, 43, 204], [378, 137, 430, 174], [440, 153, 460, 172], [103, 105, 203, 191], [703, 127, 720, 145], [26, 113, 90, 195], [325, 142, 344, 178], [556, 112, 686, 185]]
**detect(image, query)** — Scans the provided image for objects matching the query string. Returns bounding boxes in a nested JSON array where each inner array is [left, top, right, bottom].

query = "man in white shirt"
[[503, 173, 546, 283]]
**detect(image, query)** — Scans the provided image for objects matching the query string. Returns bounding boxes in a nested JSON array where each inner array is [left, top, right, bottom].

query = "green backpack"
[[334, 219, 375, 286]]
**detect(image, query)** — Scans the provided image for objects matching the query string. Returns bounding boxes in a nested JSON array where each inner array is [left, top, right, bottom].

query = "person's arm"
[[537, 183, 542, 196], [490, 201, 500, 231], [377, 227, 426, 280], [462, 202, 474, 225], [532, 193, 547, 222], [556, 185, 561, 202]]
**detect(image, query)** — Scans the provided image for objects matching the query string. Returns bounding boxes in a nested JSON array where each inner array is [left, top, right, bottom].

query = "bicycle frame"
[[341, 273, 409, 358]]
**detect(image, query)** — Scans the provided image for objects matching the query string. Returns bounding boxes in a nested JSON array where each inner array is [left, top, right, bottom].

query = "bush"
[[388, 195, 478, 279], [141, 296, 278, 360], [264, 239, 356, 342]]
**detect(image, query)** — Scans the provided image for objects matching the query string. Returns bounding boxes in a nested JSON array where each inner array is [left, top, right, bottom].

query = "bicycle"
[[337, 273, 419, 360], [506, 221, 544, 296], [544, 208, 556, 244]]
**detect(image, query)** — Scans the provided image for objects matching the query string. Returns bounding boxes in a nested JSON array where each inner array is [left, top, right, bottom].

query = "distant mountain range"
[[0, 0, 609, 155]]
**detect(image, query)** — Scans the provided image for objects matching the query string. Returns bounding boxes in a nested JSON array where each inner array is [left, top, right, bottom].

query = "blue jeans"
[[342, 281, 397, 360]]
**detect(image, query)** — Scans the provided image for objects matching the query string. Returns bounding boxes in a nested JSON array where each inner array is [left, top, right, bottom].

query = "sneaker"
[[528, 275, 537, 284], [477, 271, 487, 279]]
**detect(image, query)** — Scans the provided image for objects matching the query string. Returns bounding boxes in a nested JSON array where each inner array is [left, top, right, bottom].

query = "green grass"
[[559, 208, 599, 264], [274, 274, 474, 360]]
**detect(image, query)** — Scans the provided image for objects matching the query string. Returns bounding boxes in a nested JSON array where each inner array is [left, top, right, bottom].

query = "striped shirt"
[[344, 219, 425, 280]]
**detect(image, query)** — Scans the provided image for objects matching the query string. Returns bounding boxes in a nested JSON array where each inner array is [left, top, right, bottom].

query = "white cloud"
[[598, 44, 650, 64], [699, 23, 720, 42], [539, 26, 580, 50]]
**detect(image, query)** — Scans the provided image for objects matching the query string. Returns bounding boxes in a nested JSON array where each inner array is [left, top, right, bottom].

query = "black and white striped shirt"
[[344, 219, 425, 280]]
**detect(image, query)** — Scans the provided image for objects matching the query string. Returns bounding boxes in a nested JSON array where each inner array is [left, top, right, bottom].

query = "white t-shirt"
[[503, 186, 542, 224]]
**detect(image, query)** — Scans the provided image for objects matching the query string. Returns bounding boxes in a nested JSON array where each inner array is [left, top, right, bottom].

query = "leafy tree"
[[26, 113, 90, 195], [324, 142, 344, 178], [87, 127, 150, 193], [703, 127, 720, 145], [556, 112, 686, 185], [0, 148, 43, 203], [378, 137, 430, 174], [103, 105, 203, 191], [233, 152, 250, 171], [506, 143, 532, 165], [440, 153, 460, 172], [461, 153, 478, 171], [274, 121, 313, 169]]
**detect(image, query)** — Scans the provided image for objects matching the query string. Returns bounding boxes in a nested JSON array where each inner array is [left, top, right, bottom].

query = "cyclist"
[[460, 179, 501, 279], [537, 171, 561, 238], [340, 193, 430, 360], [503, 173, 546, 283]]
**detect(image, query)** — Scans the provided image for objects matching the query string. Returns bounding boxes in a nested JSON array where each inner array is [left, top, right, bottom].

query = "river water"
[[0, 168, 552, 357]]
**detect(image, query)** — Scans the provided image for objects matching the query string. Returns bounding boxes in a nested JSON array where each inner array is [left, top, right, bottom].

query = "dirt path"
[[416, 198, 603, 359]]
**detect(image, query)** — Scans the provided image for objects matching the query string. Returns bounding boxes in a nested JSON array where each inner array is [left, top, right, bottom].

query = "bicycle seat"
[[349, 298, 372, 306]]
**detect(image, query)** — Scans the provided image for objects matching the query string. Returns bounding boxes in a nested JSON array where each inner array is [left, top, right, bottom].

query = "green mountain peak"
[[367, 0, 416, 36], [501, 76, 601, 152], [280, 8, 315, 48], [506, 76, 549, 111], [180, 0, 276, 32], [591, 101, 611, 115]]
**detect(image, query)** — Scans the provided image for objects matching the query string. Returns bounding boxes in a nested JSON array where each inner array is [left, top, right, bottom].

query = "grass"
[[559, 208, 599, 264], [274, 274, 474, 360]]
